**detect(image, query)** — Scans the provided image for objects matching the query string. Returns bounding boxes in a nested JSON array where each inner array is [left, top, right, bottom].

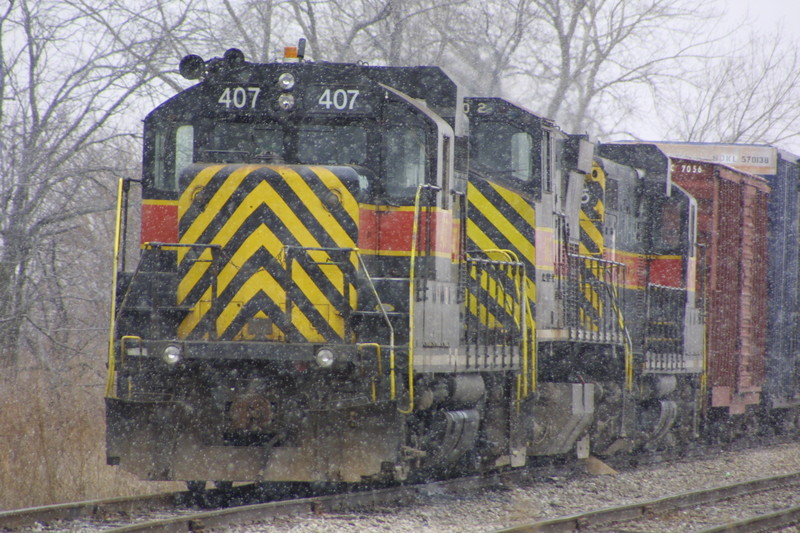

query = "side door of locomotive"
[[379, 85, 460, 360]]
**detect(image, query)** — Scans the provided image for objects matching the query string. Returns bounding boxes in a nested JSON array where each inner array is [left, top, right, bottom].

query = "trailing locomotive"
[[105, 44, 800, 488]]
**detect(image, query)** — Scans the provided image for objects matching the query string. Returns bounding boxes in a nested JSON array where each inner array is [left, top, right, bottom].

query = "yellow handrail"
[[105, 178, 126, 398], [357, 343, 383, 402], [355, 252, 396, 399], [609, 280, 634, 392], [470, 248, 535, 398], [399, 185, 440, 413]]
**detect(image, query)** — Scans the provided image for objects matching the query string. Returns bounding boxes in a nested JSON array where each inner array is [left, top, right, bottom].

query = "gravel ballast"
[[226, 442, 800, 533]]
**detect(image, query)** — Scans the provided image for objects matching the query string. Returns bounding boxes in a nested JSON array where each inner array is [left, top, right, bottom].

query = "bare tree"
[[0, 0, 184, 366], [286, 0, 397, 62], [438, 0, 541, 96], [507, 0, 717, 133], [656, 32, 800, 148]]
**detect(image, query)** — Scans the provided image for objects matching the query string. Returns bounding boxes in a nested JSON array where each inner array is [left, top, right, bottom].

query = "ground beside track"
[[224, 442, 800, 533]]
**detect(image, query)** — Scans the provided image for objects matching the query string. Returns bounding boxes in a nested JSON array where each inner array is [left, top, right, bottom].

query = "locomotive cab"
[[107, 48, 474, 484]]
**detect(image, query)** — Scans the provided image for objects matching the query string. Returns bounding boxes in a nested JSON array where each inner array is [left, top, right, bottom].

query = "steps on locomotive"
[[352, 276, 412, 342], [644, 319, 687, 372], [116, 270, 190, 338]]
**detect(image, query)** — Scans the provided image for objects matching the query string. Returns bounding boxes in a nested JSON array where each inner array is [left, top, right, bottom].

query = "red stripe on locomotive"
[[607, 252, 686, 290], [141, 202, 178, 244], [358, 207, 453, 256]]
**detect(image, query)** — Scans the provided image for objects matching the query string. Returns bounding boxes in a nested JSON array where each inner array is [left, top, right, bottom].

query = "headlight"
[[278, 93, 295, 110], [163, 345, 182, 365], [315, 348, 335, 368], [278, 72, 295, 90]]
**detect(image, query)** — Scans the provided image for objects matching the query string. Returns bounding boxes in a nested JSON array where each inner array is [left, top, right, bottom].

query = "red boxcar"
[[670, 158, 770, 414]]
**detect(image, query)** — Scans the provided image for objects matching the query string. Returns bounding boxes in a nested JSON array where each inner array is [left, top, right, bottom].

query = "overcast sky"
[[726, 0, 800, 39]]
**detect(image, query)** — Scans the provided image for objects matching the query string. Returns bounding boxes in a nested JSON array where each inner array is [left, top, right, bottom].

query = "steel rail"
[[697, 505, 800, 533], [0, 492, 181, 530], [490, 471, 800, 533]]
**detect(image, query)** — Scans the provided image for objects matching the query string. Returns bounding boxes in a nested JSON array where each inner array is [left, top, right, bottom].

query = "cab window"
[[298, 124, 367, 165], [153, 124, 194, 191], [472, 121, 534, 183], [202, 122, 282, 162], [383, 124, 427, 196]]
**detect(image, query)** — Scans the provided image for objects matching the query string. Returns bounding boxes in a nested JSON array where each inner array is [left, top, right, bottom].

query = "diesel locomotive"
[[105, 44, 800, 488]]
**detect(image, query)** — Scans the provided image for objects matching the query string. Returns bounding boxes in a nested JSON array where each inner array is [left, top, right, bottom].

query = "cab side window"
[[472, 121, 535, 186], [153, 124, 194, 191], [383, 124, 427, 196]]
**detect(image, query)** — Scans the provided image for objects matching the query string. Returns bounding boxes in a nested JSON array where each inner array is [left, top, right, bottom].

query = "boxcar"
[[668, 158, 770, 414], [649, 143, 800, 410]]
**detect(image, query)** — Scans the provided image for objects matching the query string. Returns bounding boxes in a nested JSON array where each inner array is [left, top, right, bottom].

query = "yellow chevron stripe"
[[466, 219, 500, 252], [178, 165, 261, 262], [468, 184, 536, 260], [178, 286, 212, 339], [177, 247, 213, 305], [208, 188, 346, 341], [275, 166, 357, 246], [490, 181, 536, 226], [290, 260, 342, 338], [216, 269, 286, 337], [216, 224, 285, 295], [307, 167, 360, 227], [184, 181, 314, 258], [579, 216, 604, 253], [466, 291, 500, 329], [178, 164, 228, 219]]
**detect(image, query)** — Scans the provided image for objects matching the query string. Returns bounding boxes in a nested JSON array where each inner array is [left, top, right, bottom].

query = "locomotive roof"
[[146, 51, 462, 130], [465, 96, 558, 130]]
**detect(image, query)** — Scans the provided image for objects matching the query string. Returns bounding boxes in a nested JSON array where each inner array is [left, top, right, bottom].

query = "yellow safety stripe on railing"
[[357, 343, 383, 402], [700, 315, 708, 411], [106, 178, 126, 398], [471, 248, 535, 398], [609, 281, 634, 391], [527, 292, 537, 393], [399, 186, 426, 413], [400, 184, 444, 413]]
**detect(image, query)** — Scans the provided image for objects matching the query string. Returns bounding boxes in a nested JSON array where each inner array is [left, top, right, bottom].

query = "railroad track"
[[492, 471, 800, 533], [2, 441, 793, 532], [0, 492, 183, 531], [0, 466, 555, 532]]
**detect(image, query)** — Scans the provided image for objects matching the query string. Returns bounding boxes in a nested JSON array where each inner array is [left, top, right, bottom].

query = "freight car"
[[635, 143, 800, 423], [105, 45, 800, 489]]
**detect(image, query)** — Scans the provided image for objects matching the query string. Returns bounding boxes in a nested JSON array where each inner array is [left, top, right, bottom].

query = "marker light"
[[278, 72, 295, 90], [179, 54, 205, 80], [315, 348, 335, 368], [163, 345, 182, 365], [278, 93, 295, 110]]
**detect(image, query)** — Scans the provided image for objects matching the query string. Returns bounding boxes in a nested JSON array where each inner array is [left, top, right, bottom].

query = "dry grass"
[[0, 364, 178, 510]]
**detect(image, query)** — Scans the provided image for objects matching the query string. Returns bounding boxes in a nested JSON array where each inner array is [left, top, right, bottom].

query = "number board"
[[216, 86, 263, 110], [306, 85, 373, 114], [208, 84, 374, 115]]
